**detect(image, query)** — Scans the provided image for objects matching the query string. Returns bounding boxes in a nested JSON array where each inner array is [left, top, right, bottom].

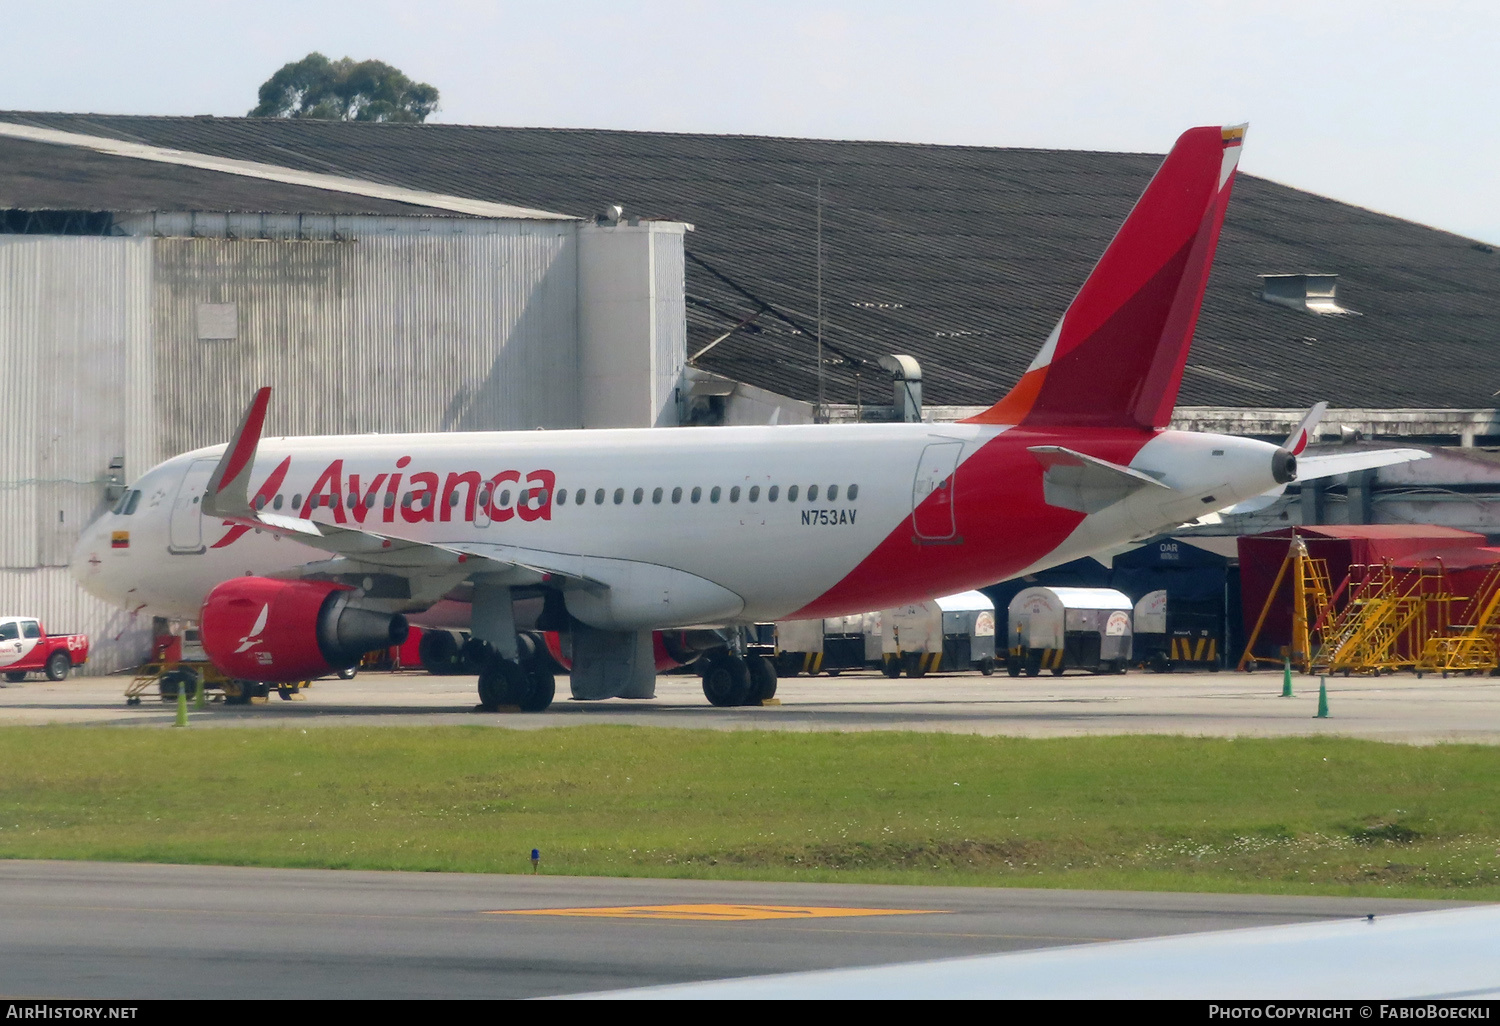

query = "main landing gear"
[[474, 635, 556, 712], [701, 650, 777, 707]]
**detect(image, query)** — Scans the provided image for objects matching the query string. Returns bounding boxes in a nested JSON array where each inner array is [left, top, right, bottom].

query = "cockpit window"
[[123, 490, 142, 515]]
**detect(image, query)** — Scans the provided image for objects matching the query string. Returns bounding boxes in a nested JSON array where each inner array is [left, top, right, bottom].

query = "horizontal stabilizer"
[[1297, 448, 1429, 480], [1029, 445, 1170, 514], [1218, 448, 1430, 517]]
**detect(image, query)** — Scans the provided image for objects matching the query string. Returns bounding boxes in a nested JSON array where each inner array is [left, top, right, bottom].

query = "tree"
[[249, 53, 439, 123]]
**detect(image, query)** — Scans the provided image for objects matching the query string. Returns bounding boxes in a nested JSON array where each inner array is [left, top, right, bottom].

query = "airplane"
[[69, 124, 1427, 712]]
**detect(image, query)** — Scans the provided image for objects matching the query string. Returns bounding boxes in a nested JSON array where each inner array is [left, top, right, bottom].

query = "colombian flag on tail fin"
[[966, 124, 1246, 431]]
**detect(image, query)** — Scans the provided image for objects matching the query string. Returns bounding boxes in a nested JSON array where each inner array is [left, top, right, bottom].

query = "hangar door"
[[912, 442, 962, 541]]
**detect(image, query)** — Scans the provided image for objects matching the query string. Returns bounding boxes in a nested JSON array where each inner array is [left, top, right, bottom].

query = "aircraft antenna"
[[816, 178, 825, 421]]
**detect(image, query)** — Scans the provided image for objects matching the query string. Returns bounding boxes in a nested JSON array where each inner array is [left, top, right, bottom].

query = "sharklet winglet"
[[203, 387, 271, 518]]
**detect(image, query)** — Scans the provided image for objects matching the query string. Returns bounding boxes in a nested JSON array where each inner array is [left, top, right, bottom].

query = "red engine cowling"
[[200, 577, 409, 682]]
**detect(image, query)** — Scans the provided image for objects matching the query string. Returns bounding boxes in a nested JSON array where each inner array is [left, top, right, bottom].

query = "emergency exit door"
[[912, 442, 962, 541]]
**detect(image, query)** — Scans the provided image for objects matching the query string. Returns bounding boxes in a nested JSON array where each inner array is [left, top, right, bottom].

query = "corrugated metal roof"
[[0, 122, 573, 221], [3, 112, 1497, 409]]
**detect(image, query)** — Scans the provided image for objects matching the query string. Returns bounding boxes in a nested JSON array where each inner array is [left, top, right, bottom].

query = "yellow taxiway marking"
[[486, 903, 948, 922]]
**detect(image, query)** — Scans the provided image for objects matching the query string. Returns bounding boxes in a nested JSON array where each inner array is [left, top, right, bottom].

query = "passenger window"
[[0, 622, 16, 642], [478, 488, 491, 506], [594, 489, 605, 505], [768, 485, 779, 501], [672, 487, 683, 504], [729, 486, 740, 502], [710, 486, 721, 503], [124, 491, 141, 515], [691, 486, 702, 504], [848, 484, 859, 500], [401, 494, 413, 509], [632, 487, 644, 505], [808, 484, 819, 501], [576, 489, 586, 505], [292, 494, 302, 510], [652, 487, 663, 504], [22, 621, 41, 639], [556, 490, 567, 506], [614, 488, 625, 505], [253, 495, 266, 510], [828, 485, 839, 501], [787, 485, 799, 502], [383, 492, 395, 508], [748, 485, 760, 502], [499, 490, 511, 507], [448, 492, 460, 508]]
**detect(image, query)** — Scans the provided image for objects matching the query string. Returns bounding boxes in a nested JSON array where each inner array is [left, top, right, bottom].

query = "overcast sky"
[[3, 1, 1496, 242]]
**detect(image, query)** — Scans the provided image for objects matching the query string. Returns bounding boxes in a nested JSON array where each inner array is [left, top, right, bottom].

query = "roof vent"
[[1258, 273, 1359, 316]]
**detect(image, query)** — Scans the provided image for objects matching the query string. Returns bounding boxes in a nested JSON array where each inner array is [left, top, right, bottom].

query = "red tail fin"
[[966, 125, 1245, 430]]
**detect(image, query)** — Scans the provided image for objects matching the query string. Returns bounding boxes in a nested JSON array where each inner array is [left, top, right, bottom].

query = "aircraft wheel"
[[419, 629, 463, 676], [747, 654, 778, 703], [44, 651, 71, 682], [477, 658, 527, 710], [702, 652, 751, 707], [518, 666, 556, 712]]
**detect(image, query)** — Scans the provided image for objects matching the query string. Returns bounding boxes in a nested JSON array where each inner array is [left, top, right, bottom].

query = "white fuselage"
[[70, 422, 1283, 631]]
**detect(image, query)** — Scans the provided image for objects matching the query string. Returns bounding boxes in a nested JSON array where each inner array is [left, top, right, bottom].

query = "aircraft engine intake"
[[200, 576, 408, 682]]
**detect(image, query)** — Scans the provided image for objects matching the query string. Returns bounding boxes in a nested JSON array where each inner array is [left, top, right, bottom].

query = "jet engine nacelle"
[[200, 576, 408, 683]]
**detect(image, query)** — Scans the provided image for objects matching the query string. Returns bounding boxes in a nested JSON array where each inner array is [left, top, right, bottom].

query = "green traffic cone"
[[175, 684, 188, 727], [1282, 657, 1294, 697], [1316, 676, 1329, 719], [194, 679, 206, 710]]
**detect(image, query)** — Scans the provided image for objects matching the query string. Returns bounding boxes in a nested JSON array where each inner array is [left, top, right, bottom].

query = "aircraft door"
[[912, 442, 962, 542], [475, 479, 493, 528], [168, 459, 219, 554]]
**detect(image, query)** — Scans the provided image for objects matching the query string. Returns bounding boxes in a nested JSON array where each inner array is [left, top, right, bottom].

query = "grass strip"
[[1, 725, 1498, 898]]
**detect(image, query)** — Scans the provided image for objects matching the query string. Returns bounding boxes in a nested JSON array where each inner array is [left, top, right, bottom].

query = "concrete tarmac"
[[0, 861, 1471, 999], [4, 667, 1500, 743]]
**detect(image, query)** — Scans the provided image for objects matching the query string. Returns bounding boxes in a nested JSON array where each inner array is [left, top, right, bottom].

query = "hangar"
[[2, 111, 1498, 672]]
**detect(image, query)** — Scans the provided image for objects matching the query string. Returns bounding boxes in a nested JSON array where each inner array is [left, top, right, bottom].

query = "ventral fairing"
[[71, 125, 1426, 711]]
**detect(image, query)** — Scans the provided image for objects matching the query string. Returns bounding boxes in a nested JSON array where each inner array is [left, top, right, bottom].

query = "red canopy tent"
[[1237, 526, 1486, 661]]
